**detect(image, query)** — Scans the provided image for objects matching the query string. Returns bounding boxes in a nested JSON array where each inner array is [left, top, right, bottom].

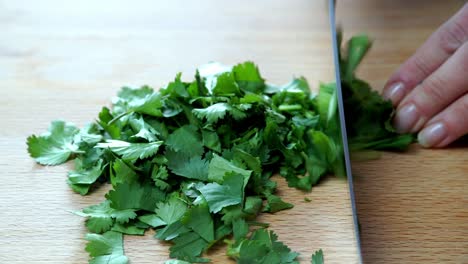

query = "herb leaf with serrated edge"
[[85, 231, 129, 264]]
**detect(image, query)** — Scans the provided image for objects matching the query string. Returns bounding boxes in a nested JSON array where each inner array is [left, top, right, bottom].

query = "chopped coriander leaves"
[[27, 34, 412, 263]]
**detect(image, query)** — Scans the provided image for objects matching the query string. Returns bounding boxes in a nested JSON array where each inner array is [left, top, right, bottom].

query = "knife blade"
[[328, 1, 363, 262]]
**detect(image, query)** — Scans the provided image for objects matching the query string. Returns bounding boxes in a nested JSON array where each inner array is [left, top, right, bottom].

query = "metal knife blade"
[[328, 1, 363, 262]]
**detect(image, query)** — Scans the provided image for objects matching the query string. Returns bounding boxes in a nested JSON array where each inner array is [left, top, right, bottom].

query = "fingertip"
[[393, 103, 427, 134], [417, 122, 448, 148], [383, 81, 406, 105]]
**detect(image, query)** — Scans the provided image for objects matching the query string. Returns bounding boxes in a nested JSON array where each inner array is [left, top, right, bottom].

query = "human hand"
[[383, 3, 468, 148]]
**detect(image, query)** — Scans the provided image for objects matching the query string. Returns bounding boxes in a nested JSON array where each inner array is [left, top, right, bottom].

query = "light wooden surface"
[[0, 1, 466, 264], [0, 1, 357, 263]]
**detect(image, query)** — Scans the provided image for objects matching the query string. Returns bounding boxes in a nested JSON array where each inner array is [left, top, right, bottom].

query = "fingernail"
[[394, 104, 420, 133], [418, 122, 447, 148], [383, 82, 405, 105]]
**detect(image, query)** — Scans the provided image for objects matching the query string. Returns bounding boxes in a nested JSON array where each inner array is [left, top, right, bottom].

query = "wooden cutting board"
[[0, 1, 358, 263], [0, 1, 466, 263]]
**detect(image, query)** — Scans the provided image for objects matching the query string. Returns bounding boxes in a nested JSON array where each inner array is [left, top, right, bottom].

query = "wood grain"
[[0, 0, 466, 263], [0, 1, 358, 263]]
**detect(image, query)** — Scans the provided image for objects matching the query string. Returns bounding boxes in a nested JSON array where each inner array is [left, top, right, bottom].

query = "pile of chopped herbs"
[[26, 35, 413, 264]]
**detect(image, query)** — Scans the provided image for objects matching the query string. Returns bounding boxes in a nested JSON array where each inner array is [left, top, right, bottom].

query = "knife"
[[328, 1, 363, 263]]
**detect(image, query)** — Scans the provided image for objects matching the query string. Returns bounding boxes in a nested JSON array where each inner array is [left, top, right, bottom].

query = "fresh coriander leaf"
[[181, 203, 214, 242], [262, 193, 294, 213], [85, 231, 128, 264], [67, 159, 105, 195], [342, 35, 371, 83], [96, 140, 163, 162], [198, 62, 231, 91], [110, 209, 138, 224], [129, 116, 158, 142], [129, 92, 164, 117], [155, 195, 188, 225], [202, 130, 222, 152], [221, 205, 249, 225], [151, 165, 171, 191], [227, 228, 299, 264], [155, 220, 191, 241], [208, 154, 251, 183], [27, 120, 80, 165], [280, 165, 316, 192], [243, 196, 263, 216], [311, 249, 324, 264], [98, 107, 121, 139], [315, 83, 337, 128], [75, 200, 137, 233], [138, 214, 166, 228], [227, 240, 269, 263], [212, 72, 240, 96], [110, 158, 138, 186], [169, 231, 209, 261], [74, 123, 103, 146], [215, 223, 233, 241], [116, 86, 154, 104], [163, 98, 184, 117], [106, 181, 165, 211], [69, 183, 94, 196], [146, 119, 169, 140], [197, 173, 244, 213], [133, 220, 150, 229], [232, 218, 249, 241], [193, 103, 231, 124], [186, 70, 208, 98], [308, 130, 339, 171], [111, 222, 146, 235], [163, 73, 189, 98], [85, 217, 114, 234], [111, 87, 161, 122], [239, 93, 265, 104], [166, 125, 204, 157], [233, 148, 262, 174], [229, 105, 248, 120], [250, 229, 299, 263], [232, 61, 265, 93], [165, 150, 209, 181], [180, 103, 202, 126]]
